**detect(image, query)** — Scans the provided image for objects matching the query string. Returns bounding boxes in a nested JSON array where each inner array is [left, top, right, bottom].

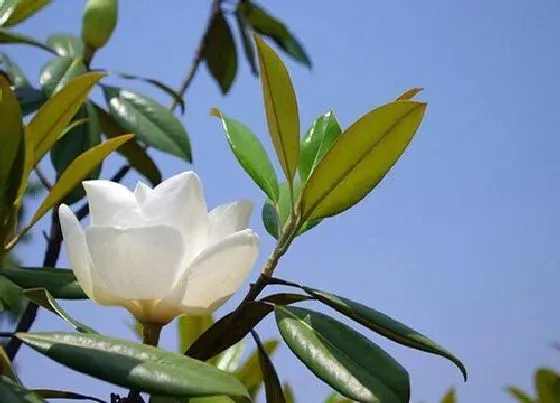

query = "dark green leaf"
[[39, 55, 85, 95], [13, 86, 46, 116], [0, 28, 54, 53], [0, 376, 44, 402], [238, 3, 311, 68], [23, 288, 96, 333], [203, 12, 238, 94], [261, 200, 279, 239], [235, 11, 257, 76], [300, 285, 467, 380], [299, 111, 342, 183], [45, 34, 83, 57], [236, 338, 278, 398], [535, 368, 560, 403], [17, 332, 250, 399], [103, 86, 192, 162], [95, 104, 162, 186], [275, 306, 410, 403], [251, 331, 285, 402], [0, 267, 86, 299], [212, 109, 279, 202], [32, 389, 105, 402]]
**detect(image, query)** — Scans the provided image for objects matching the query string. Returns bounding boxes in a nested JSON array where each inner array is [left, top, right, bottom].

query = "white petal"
[[141, 171, 209, 261], [85, 225, 185, 300], [208, 201, 253, 246], [58, 205, 124, 306], [83, 180, 142, 228], [166, 229, 259, 313], [134, 181, 153, 205]]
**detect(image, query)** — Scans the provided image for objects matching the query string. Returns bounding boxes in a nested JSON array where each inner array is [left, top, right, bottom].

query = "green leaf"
[[440, 388, 456, 403], [507, 386, 534, 403], [275, 306, 410, 403], [1, 0, 50, 27], [254, 34, 300, 186], [39, 55, 86, 95], [251, 331, 285, 402], [0, 267, 85, 299], [238, 3, 311, 68], [236, 339, 279, 398], [29, 134, 133, 229], [235, 11, 257, 76], [17, 332, 251, 399], [0, 376, 44, 402], [0, 52, 29, 87], [203, 12, 238, 94], [23, 288, 96, 333], [178, 314, 213, 353], [216, 342, 245, 373], [282, 384, 294, 403], [299, 111, 342, 183], [300, 286, 467, 380], [28, 70, 105, 166], [13, 86, 46, 116], [0, 28, 55, 53], [0, 346, 19, 381], [104, 86, 192, 162], [45, 33, 83, 57], [324, 392, 352, 403], [212, 109, 278, 202], [394, 88, 423, 101], [95, 104, 161, 186], [535, 368, 560, 403], [32, 389, 105, 402], [300, 100, 426, 221]]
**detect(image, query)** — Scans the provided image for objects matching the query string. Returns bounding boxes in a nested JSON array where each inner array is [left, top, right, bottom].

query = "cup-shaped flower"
[[59, 171, 259, 324]]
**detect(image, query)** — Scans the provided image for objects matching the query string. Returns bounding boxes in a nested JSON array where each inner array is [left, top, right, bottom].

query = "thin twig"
[[33, 167, 52, 191]]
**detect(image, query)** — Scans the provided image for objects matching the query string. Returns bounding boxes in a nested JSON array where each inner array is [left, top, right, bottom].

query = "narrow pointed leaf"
[[0, 29, 55, 53], [236, 339, 279, 397], [18, 333, 250, 399], [282, 384, 294, 403], [45, 34, 83, 57], [32, 389, 105, 402], [104, 86, 191, 162], [212, 108, 278, 202], [300, 286, 467, 380], [251, 332, 285, 402], [235, 12, 257, 75], [0, 347, 18, 381], [23, 288, 96, 333], [29, 134, 133, 228], [299, 110, 342, 183], [0, 267, 85, 299], [441, 388, 456, 403], [39, 55, 85, 95], [216, 342, 245, 373], [254, 35, 300, 184], [507, 387, 534, 403], [203, 12, 238, 94], [28, 70, 105, 165], [2, 0, 50, 27], [275, 306, 410, 403], [95, 104, 161, 186], [300, 100, 426, 221], [178, 314, 213, 353], [0, 376, 44, 402], [535, 369, 560, 403], [395, 88, 423, 101], [13, 86, 46, 116]]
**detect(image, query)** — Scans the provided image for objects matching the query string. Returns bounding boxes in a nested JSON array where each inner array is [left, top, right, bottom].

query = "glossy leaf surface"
[[0, 267, 85, 299], [0, 376, 44, 403]]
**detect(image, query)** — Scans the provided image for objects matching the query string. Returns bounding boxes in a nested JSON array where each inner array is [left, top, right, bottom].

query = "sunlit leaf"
[[178, 314, 213, 353], [45, 33, 83, 57], [1, 0, 50, 27]]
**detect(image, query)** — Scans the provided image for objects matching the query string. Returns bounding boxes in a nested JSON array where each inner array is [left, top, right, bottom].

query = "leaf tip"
[[210, 107, 222, 118]]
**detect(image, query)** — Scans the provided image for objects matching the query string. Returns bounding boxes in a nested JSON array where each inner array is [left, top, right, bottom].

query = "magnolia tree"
[[0, 1, 467, 402]]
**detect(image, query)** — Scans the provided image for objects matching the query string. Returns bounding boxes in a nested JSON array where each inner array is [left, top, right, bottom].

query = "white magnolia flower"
[[59, 171, 259, 324]]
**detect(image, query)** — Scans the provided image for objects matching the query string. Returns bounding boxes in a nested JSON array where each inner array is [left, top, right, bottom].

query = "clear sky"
[[5, 1, 560, 402]]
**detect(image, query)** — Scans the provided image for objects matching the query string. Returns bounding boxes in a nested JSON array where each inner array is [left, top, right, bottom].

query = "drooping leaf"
[[238, 2, 311, 68], [299, 285, 467, 380], [29, 134, 133, 228], [394, 88, 423, 101], [17, 332, 250, 399], [1, 0, 50, 27], [507, 386, 534, 403], [236, 338, 279, 398], [28, 70, 105, 165], [235, 11, 257, 76], [251, 331, 285, 402], [300, 100, 426, 221], [212, 109, 278, 202], [0, 267, 85, 299], [203, 12, 238, 94], [299, 110, 342, 183], [440, 388, 456, 403], [23, 288, 96, 333], [45, 33, 83, 57], [104, 86, 191, 162], [0, 376, 44, 402], [0, 28, 55, 53], [0, 52, 29, 87], [275, 306, 410, 403], [32, 389, 105, 403], [535, 368, 560, 403], [254, 34, 300, 186], [178, 314, 213, 353], [95, 104, 161, 186]]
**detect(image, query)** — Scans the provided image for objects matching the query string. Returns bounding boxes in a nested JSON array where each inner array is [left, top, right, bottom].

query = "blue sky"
[[5, 0, 560, 402]]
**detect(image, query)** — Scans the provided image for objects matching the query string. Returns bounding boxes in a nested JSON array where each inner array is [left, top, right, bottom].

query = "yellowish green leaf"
[[394, 88, 423, 101], [178, 314, 213, 353]]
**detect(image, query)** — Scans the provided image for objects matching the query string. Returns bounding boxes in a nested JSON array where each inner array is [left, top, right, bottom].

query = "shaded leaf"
[[236, 338, 279, 398], [95, 104, 161, 186], [254, 34, 300, 185], [0, 28, 55, 53], [29, 134, 133, 228], [251, 331, 285, 402], [275, 306, 410, 403], [45, 33, 83, 57], [32, 389, 105, 402], [300, 100, 426, 221], [1, 0, 50, 27], [212, 108, 278, 202], [17, 332, 250, 399], [23, 288, 96, 333], [13, 86, 46, 116], [0, 347, 18, 381], [204, 12, 238, 94], [235, 11, 257, 75], [0, 52, 29, 87], [104, 86, 191, 162], [0, 267, 85, 299], [535, 368, 560, 403], [0, 376, 44, 402], [178, 314, 213, 353]]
